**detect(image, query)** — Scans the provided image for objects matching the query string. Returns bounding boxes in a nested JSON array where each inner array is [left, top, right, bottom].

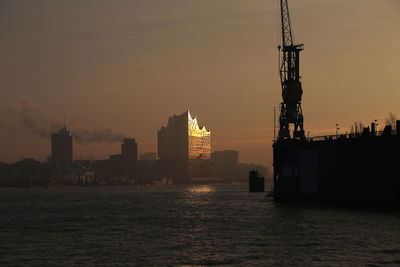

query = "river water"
[[1, 184, 400, 266]]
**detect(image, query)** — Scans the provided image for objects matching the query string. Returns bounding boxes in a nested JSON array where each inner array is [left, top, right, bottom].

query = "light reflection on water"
[[187, 185, 215, 194], [183, 185, 215, 212], [1, 184, 400, 266]]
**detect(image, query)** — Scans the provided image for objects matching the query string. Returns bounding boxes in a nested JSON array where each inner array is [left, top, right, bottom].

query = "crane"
[[278, 0, 305, 140]]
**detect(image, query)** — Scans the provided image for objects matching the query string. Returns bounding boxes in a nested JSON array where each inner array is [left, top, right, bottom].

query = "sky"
[[1, 0, 399, 166]]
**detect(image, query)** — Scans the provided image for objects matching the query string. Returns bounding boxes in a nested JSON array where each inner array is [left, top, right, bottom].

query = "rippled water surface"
[[1, 184, 400, 266]]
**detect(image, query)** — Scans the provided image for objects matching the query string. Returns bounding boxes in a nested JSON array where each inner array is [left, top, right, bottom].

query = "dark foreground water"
[[1, 184, 400, 266]]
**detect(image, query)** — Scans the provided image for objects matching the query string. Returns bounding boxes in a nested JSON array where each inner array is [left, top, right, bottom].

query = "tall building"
[[95, 138, 138, 179], [121, 138, 138, 177], [121, 138, 138, 161], [51, 127, 73, 172], [158, 110, 211, 160], [158, 110, 211, 183]]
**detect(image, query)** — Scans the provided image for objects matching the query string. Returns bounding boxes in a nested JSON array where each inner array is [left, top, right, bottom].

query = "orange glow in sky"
[[1, 0, 399, 167]]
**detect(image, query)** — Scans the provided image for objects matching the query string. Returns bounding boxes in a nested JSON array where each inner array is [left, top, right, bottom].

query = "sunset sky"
[[1, 0, 399, 166]]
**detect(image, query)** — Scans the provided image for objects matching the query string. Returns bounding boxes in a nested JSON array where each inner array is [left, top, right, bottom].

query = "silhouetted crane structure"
[[278, 0, 305, 140]]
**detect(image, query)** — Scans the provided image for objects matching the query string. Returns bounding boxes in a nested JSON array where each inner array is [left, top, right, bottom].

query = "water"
[[1, 184, 400, 266]]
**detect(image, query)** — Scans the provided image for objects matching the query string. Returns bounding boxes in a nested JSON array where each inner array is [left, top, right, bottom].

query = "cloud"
[[0, 101, 126, 143]]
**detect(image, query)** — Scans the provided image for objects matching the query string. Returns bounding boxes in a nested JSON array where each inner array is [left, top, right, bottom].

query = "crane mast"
[[278, 0, 305, 140]]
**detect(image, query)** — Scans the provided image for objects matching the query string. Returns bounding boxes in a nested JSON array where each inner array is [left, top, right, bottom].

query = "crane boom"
[[280, 0, 293, 47], [278, 0, 305, 141]]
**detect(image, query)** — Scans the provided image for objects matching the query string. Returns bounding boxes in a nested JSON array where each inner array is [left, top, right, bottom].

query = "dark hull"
[[273, 134, 400, 206]]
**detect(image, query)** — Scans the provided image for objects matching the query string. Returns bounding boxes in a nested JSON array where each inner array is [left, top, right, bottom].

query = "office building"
[[51, 127, 73, 172], [121, 138, 138, 161], [96, 138, 138, 179]]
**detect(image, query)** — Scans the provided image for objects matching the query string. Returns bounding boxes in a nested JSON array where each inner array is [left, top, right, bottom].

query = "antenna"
[[64, 115, 66, 128]]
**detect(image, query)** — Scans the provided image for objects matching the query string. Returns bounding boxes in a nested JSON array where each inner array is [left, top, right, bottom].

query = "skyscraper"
[[121, 138, 138, 161], [51, 127, 73, 172], [158, 110, 211, 183]]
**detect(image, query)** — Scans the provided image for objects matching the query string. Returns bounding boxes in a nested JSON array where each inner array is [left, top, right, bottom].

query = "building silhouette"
[[96, 138, 138, 179], [51, 127, 73, 172], [121, 138, 138, 161], [158, 110, 211, 183], [121, 138, 138, 177], [211, 150, 239, 180], [140, 152, 157, 161]]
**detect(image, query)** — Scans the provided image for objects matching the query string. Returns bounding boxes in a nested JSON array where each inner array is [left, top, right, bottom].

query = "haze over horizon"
[[1, 0, 399, 166]]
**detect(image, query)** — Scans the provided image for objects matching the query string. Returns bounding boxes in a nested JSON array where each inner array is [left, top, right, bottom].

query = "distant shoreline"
[[0, 182, 251, 189]]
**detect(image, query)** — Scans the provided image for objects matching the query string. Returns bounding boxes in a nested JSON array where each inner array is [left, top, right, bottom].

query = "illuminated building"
[[188, 112, 211, 159], [158, 110, 211, 183], [51, 127, 73, 172]]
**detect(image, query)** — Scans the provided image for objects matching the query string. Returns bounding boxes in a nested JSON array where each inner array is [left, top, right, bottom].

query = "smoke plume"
[[0, 101, 126, 143], [385, 112, 397, 128], [72, 128, 126, 143]]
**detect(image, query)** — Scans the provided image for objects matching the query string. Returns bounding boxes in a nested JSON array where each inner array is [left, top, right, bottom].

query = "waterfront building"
[[158, 110, 211, 183], [121, 138, 138, 162], [121, 138, 138, 177], [95, 138, 138, 179], [51, 127, 73, 172]]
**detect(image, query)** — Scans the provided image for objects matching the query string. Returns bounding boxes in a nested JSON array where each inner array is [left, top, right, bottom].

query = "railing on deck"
[[308, 130, 399, 142]]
